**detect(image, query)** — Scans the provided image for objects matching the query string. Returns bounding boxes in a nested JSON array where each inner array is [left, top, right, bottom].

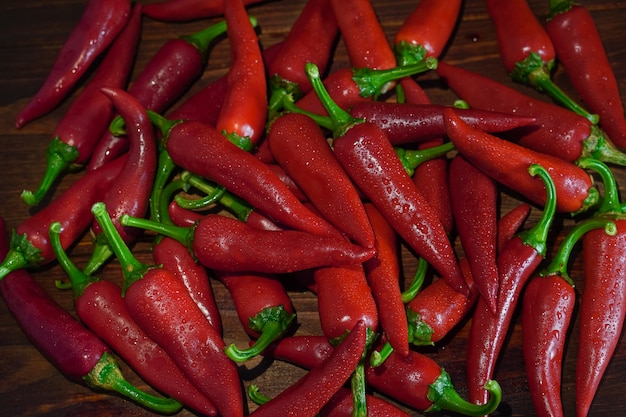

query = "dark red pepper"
[[14, 0, 131, 128], [497, 203, 531, 253], [20, 4, 142, 207], [91, 202, 244, 417], [143, 0, 266, 22], [49, 222, 219, 416], [317, 387, 412, 417]]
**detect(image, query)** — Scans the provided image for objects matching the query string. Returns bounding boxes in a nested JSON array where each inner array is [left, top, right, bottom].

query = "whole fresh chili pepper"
[[0, 155, 127, 280], [465, 163, 557, 406], [443, 106, 598, 214], [143, 0, 266, 22], [497, 203, 532, 252], [91, 202, 244, 417], [147, 111, 338, 237], [449, 154, 499, 313], [215, 0, 266, 147], [83, 87, 157, 276], [486, 0, 596, 123], [522, 216, 616, 417], [152, 236, 222, 334], [435, 62, 626, 167], [48, 222, 220, 416], [574, 157, 626, 417], [306, 63, 467, 295], [20, 4, 142, 207], [216, 270, 296, 362], [362, 203, 407, 356], [120, 211, 375, 274], [546, 0, 626, 149], [249, 320, 367, 417], [263, 335, 503, 415], [0, 218, 182, 414], [14, 0, 131, 128], [267, 112, 375, 248]]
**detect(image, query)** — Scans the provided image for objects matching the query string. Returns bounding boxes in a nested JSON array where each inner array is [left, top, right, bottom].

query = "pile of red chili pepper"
[[2, 0, 626, 416]]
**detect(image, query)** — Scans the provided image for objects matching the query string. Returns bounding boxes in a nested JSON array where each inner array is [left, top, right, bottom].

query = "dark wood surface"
[[1, 0, 626, 416]]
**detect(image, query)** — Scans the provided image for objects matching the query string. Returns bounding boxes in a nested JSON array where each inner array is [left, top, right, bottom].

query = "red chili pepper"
[[574, 157, 626, 417], [48, 223, 219, 416], [0, 155, 126, 280], [83, 87, 157, 276], [486, 0, 596, 123], [268, 112, 375, 248], [546, 0, 626, 149], [522, 216, 616, 417], [143, 0, 266, 22], [465, 163, 557, 406], [449, 154, 499, 313], [443, 106, 598, 214], [0, 218, 182, 414], [14, 0, 131, 128], [305, 63, 466, 295], [91, 202, 244, 417], [249, 320, 367, 417], [152, 236, 222, 334], [497, 203, 531, 253], [394, 0, 462, 64], [215, 271, 296, 362], [20, 4, 142, 207], [317, 387, 412, 417], [436, 62, 626, 167], [362, 203, 407, 356], [216, 0, 266, 147]]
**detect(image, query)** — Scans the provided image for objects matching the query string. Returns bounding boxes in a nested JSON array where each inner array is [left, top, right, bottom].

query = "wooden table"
[[1, 0, 626, 415]]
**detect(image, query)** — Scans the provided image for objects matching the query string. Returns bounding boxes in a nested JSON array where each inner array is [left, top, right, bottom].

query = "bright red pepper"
[[546, 0, 626, 148], [14, 0, 131, 128], [91, 202, 244, 417], [143, 0, 266, 22], [465, 164, 557, 406], [20, 4, 142, 207], [443, 107, 598, 214], [49, 223, 219, 416]]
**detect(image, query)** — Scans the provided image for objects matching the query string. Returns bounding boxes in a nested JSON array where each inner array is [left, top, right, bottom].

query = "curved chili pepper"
[[83, 87, 157, 276], [546, 0, 626, 149], [143, 0, 265, 22], [306, 63, 466, 295], [362, 203, 407, 356], [349, 101, 537, 146], [267, 112, 375, 248], [436, 62, 626, 167], [152, 236, 222, 334], [394, 0, 462, 64], [466, 163, 557, 406], [522, 217, 616, 417], [215, 0, 266, 147], [14, 0, 131, 128], [121, 212, 375, 274], [443, 106, 598, 214], [486, 0, 596, 123], [48, 223, 219, 416], [91, 202, 244, 417], [249, 320, 367, 417], [574, 157, 626, 417], [216, 271, 296, 362], [20, 4, 142, 207], [0, 155, 126, 280], [0, 218, 182, 414], [449, 154, 499, 313], [150, 112, 338, 237]]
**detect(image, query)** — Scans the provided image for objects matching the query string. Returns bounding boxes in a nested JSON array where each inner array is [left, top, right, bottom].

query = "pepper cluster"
[[2, 0, 626, 416]]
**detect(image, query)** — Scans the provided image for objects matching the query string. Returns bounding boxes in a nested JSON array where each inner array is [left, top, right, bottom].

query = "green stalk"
[[395, 142, 455, 177], [426, 371, 502, 416]]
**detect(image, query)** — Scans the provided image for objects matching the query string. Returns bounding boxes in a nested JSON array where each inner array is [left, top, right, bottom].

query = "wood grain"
[[1, 0, 625, 416]]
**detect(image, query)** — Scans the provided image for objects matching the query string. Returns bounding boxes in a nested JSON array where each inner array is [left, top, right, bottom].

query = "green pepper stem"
[[146, 110, 183, 140], [158, 178, 189, 226], [426, 370, 502, 416], [548, 0, 574, 20], [394, 41, 427, 67], [350, 361, 367, 417], [180, 17, 240, 64], [82, 232, 115, 277], [577, 157, 624, 215], [395, 142, 455, 177], [150, 148, 177, 223], [540, 218, 616, 286], [268, 75, 303, 115], [21, 137, 80, 206], [49, 222, 97, 298], [120, 213, 195, 251], [247, 384, 270, 406], [352, 57, 438, 98], [369, 342, 394, 367], [84, 351, 183, 414], [0, 230, 44, 280], [280, 96, 334, 130], [401, 256, 428, 303], [174, 184, 226, 210], [91, 202, 151, 292], [406, 307, 435, 346], [582, 125, 626, 168], [517, 164, 558, 256]]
